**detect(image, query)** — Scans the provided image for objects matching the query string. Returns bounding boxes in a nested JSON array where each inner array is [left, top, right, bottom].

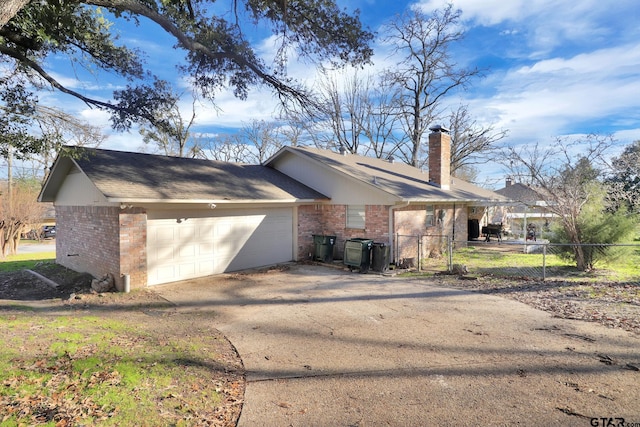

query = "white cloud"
[[461, 43, 640, 154], [415, 0, 637, 54]]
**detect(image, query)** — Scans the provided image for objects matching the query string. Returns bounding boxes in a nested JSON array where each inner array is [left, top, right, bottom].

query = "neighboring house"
[[39, 126, 508, 290], [494, 177, 554, 239]]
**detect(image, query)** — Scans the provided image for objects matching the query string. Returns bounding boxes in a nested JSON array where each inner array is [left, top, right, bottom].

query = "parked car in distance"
[[42, 225, 56, 239]]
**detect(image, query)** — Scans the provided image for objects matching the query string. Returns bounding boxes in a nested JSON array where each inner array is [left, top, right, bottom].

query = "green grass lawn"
[[0, 252, 56, 272], [0, 313, 238, 426], [1, 245, 243, 425], [447, 245, 640, 282]]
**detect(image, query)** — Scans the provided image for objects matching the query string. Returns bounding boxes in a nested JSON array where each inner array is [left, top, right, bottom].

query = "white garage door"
[[147, 207, 293, 286]]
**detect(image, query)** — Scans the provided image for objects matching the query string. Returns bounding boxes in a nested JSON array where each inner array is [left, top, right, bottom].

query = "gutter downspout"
[[389, 201, 411, 265]]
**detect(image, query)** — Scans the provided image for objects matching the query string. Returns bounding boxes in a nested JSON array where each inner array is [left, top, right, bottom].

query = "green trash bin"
[[313, 234, 336, 262], [371, 242, 390, 273], [343, 238, 373, 273]]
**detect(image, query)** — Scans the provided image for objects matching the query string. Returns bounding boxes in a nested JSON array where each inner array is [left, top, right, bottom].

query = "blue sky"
[[17, 0, 640, 187]]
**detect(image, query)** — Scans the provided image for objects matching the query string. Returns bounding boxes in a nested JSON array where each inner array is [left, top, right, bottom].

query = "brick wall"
[[395, 205, 428, 262], [298, 204, 325, 260], [119, 209, 147, 289], [297, 204, 390, 260], [56, 206, 148, 290], [56, 205, 120, 285], [394, 204, 469, 263], [428, 130, 451, 189]]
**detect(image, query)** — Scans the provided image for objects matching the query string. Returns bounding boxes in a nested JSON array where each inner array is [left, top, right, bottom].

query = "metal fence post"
[[542, 243, 547, 281], [417, 235, 422, 272], [395, 233, 399, 266], [448, 236, 453, 272]]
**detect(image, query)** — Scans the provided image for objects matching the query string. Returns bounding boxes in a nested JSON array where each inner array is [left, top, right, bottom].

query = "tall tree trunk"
[[0, 0, 29, 28], [564, 219, 587, 271], [410, 96, 421, 167]]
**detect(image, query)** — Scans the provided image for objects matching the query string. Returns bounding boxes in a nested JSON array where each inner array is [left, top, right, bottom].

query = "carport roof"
[[39, 147, 329, 204]]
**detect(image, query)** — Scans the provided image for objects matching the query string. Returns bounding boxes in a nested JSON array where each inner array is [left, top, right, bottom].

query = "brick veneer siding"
[[56, 206, 148, 290], [298, 205, 325, 260], [56, 206, 120, 287], [297, 204, 390, 260], [394, 204, 469, 263], [118, 209, 147, 289], [428, 130, 451, 189]]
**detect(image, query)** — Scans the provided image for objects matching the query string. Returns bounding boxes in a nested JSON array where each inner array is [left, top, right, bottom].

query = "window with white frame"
[[347, 205, 366, 229], [426, 205, 435, 227]]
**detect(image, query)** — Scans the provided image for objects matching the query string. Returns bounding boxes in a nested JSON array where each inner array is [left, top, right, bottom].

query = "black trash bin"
[[371, 242, 390, 273], [343, 238, 373, 273], [313, 234, 336, 262]]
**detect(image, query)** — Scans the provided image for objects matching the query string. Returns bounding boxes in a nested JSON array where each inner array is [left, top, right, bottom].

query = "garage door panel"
[[178, 263, 197, 277], [178, 244, 198, 258], [155, 264, 176, 281], [198, 242, 214, 256], [153, 226, 176, 242], [224, 213, 292, 272], [147, 208, 293, 286]]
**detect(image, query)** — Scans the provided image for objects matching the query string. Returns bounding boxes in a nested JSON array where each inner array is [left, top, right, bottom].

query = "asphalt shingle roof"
[[495, 182, 543, 203], [49, 147, 328, 202], [272, 147, 509, 203]]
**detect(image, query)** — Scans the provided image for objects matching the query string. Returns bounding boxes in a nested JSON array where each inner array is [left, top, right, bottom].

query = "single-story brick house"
[[265, 128, 509, 262], [39, 127, 508, 289]]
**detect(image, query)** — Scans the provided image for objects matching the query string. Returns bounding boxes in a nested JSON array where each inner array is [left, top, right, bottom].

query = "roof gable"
[[495, 182, 544, 203], [40, 147, 328, 204], [266, 146, 508, 204]]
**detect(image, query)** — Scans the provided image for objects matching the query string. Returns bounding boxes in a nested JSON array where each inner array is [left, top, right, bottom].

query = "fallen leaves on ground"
[[436, 276, 640, 334]]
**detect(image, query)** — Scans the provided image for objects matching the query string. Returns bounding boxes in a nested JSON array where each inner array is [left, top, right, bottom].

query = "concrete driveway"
[[154, 264, 640, 425], [17, 240, 56, 254]]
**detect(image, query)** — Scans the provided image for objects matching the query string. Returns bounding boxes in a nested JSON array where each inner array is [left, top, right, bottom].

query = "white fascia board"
[[106, 198, 321, 204], [400, 198, 513, 205]]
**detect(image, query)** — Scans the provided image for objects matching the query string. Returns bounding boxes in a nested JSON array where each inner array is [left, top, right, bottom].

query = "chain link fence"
[[395, 234, 640, 284], [395, 234, 451, 271]]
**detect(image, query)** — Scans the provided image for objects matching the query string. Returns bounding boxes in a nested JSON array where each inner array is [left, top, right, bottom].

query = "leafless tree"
[[503, 134, 615, 270], [3, 106, 107, 183], [447, 104, 507, 177], [139, 96, 202, 158], [236, 120, 284, 164], [383, 5, 481, 167], [0, 178, 47, 257], [33, 106, 107, 173], [198, 134, 251, 163], [359, 78, 405, 159], [291, 69, 371, 153], [451, 164, 480, 182], [277, 119, 308, 148], [281, 70, 405, 159]]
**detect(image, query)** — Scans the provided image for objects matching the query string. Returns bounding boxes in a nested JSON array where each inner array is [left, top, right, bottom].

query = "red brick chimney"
[[428, 125, 451, 190]]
